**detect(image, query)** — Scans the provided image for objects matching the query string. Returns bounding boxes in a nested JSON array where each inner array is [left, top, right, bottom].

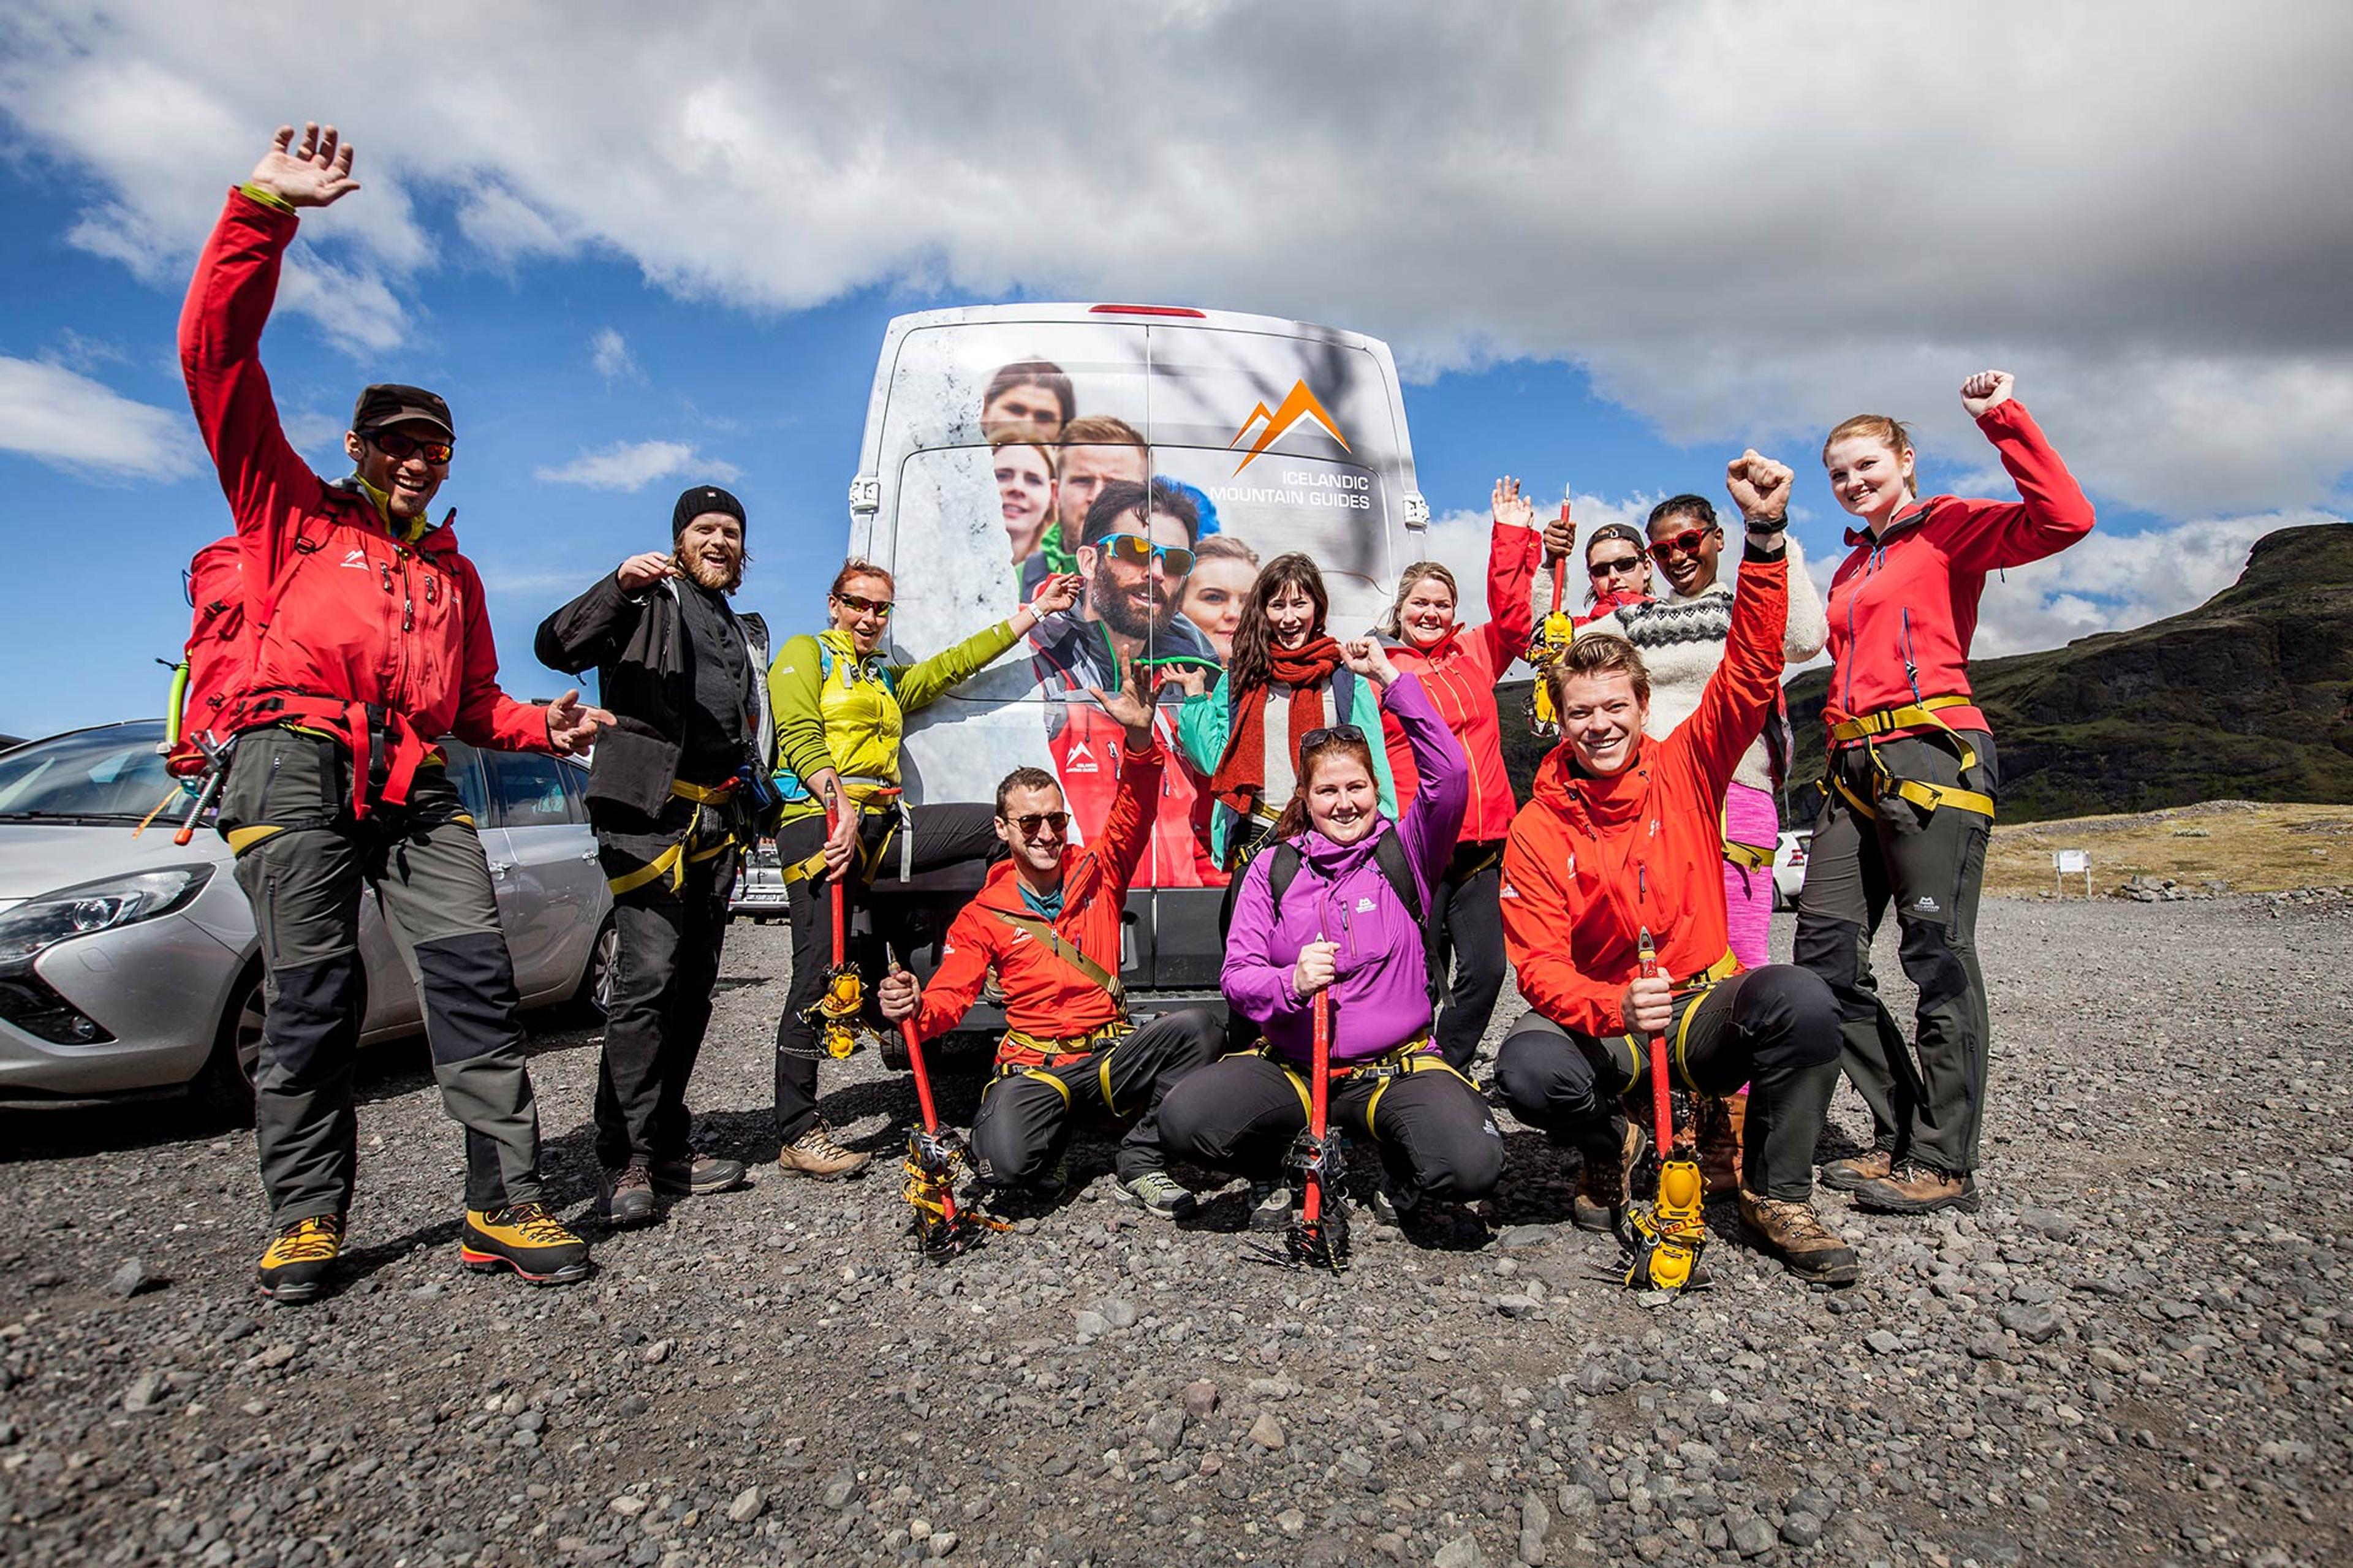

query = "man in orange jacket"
[[879, 661, 1219, 1219], [1494, 453, 1857, 1284]]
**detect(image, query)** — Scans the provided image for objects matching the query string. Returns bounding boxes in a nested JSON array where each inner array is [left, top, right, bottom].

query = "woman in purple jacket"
[[1156, 639, 1503, 1229]]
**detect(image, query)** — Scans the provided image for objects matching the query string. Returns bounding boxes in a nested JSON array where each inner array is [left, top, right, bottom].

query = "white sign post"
[[2053, 849, 2091, 898]]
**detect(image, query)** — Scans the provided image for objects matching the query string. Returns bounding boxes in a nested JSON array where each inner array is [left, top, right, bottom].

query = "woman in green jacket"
[[768, 558, 1078, 1176]]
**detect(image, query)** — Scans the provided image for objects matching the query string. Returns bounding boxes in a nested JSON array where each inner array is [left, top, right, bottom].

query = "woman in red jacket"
[[1795, 371, 2094, 1217], [1375, 477, 1568, 1068]]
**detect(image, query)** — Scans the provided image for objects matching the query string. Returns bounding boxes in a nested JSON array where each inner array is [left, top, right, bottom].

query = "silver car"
[[0, 721, 615, 1116]]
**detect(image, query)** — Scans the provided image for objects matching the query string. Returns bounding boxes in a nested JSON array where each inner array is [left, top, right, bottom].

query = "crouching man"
[[877, 662, 1218, 1218], [1493, 453, 1859, 1284]]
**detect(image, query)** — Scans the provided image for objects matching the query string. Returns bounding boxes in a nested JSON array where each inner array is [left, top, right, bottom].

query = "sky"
[[2, 1, 2349, 738]]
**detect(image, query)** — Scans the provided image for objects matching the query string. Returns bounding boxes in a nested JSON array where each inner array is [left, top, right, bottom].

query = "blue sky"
[[2, 2, 2347, 738]]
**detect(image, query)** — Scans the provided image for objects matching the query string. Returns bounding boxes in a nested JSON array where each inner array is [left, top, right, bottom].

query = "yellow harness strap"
[[607, 778, 745, 896], [1615, 950, 1741, 1091], [1822, 697, 1996, 822], [781, 781, 904, 886]]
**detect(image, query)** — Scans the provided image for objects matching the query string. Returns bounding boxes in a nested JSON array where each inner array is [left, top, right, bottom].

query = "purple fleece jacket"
[[1221, 672, 1469, 1066]]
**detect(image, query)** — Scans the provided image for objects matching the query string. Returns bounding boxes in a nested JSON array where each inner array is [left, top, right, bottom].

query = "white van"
[[839, 303, 1428, 1037]]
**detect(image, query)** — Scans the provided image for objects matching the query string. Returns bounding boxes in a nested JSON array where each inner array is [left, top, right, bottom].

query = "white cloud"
[[2, 2, 2348, 518], [589, 327, 640, 384], [0, 355, 199, 482], [1419, 492, 1656, 634], [533, 439, 738, 492]]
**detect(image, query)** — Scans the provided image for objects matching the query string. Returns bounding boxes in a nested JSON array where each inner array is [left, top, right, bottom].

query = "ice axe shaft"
[[1302, 987, 1332, 1230]]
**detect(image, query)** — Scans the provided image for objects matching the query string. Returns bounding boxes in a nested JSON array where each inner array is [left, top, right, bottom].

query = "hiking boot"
[[1850, 1161, 1980, 1216], [1118, 1170, 1198, 1220], [1246, 1180, 1294, 1232], [1739, 1189, 1860, 1285], [1819, 1147, 1895, 1193], [599, 1164, 657, 1227], [1369, 1173, 1420, 1228], [1697, 1092, 1748, 1198], [650, 1150, 748, 1197], [777, 1121, 871, 1180], [1571, 1119, 1640, 1233], [461, 1203, 592, 1286], [256, 1214, 343, 1305]]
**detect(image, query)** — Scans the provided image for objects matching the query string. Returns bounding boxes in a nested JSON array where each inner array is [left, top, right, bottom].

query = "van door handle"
[[490, 861, 514, 877]]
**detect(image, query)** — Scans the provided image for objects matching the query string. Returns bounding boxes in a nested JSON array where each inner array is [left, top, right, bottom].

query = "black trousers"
[[592, 793, 736, 1170], [1428, 841, 1509, 1070], [1156, 1050, 1504, 1206], [971, 1009, 1222, 1186], [1492, 965, 1841, 1202], [220, 729, 544, 1225], [1792, 730, 1996, 1175], [772, 801, 1002, 1142]]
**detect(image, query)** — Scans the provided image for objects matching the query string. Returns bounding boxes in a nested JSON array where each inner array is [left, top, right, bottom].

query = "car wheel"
[[568, 914, 620, 1024], [189, 963, 266, 1126]]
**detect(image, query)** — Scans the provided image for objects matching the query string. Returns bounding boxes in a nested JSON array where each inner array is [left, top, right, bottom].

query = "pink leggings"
[[1721, 781, 1778, 972]]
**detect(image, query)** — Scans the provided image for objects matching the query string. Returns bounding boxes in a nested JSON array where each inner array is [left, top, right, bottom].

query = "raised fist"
[[1960, 371, 2015, 419], [1724, 449, 1793, 525]]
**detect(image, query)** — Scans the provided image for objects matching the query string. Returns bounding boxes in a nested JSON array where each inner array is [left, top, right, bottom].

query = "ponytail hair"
[[1269, 725, 1379, 843]]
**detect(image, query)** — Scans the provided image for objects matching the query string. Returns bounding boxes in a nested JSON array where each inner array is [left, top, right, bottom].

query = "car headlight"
[[0, 865, 216, 971]]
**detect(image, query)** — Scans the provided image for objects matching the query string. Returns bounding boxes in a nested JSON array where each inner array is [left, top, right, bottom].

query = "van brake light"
[[1088, 304, 1207, 318]]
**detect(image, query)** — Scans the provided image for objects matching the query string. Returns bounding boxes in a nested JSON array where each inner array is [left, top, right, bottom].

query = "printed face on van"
[[994, 444, 1055, 563], [1078, 507, 1193, 641], [1056, 443, 1148, 542], [982, 382, 1068, 443], [1180, 553, 1254, 660]]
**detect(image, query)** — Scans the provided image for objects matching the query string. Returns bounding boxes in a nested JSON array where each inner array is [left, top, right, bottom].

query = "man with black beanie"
[[536, 484, 771, 1225]]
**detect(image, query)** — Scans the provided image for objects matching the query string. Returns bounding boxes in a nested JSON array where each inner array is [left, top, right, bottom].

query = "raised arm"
[[895, 572, 1081, 712], [1672, 452, 1793, 795], [1085, 659, 1168, 895], [1348, 648, 1466, 886], [535, 556, 668, 675], [178, 125, 361, 574], [1175, 672, 1232, 777], [1943, 374, 2096, 572], [1476, 478, 1547, 667]]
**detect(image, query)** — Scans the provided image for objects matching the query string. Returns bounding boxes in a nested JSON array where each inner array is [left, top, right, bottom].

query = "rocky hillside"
[[1500, 522, 2353, 824]]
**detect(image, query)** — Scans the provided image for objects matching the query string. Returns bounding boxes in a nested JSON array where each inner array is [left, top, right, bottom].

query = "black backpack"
[[1262, 831, 1442, 1012]]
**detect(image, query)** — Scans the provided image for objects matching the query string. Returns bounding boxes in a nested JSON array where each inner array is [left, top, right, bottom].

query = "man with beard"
[[535, 485, 768, 1225], [1021, 415, 1149, 597], [1030, 479, 1223, 886]]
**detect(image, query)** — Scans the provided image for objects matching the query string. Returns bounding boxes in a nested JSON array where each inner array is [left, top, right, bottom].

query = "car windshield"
[[0, 722, 176, 822]]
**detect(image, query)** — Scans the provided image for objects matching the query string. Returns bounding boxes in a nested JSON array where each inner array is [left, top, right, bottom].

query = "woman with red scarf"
[[1371, 477, 1568, 1067], [1177, 553, 1396, 914]]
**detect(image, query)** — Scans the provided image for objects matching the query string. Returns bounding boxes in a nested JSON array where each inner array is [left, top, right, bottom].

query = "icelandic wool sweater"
[[1586, 536, 1825, 793]]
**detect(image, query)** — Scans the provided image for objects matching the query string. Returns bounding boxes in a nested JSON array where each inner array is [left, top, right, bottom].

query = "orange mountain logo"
[[1228, 380, 1349, 474]]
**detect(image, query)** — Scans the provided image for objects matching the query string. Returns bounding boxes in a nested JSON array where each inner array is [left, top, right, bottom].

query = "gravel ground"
[[4, 895, 2349, 1568]]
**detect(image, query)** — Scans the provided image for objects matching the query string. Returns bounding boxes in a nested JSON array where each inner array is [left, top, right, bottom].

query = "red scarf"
[[1211, 637, 1343, 815]]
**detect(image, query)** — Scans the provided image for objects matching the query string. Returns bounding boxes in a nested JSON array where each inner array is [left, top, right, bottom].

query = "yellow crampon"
[[1525, 606, 1577, 738], [1621, 1156, 1708, 1292], [900, 1130, 1006, 1259], [808, 966, 871, 1059]]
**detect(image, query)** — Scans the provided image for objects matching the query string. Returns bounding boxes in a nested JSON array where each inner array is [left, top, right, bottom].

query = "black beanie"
[[673, 484, 746, 539]]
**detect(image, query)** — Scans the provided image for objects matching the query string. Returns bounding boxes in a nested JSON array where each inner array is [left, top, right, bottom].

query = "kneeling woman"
[[1158, 640, 1502, 1225]]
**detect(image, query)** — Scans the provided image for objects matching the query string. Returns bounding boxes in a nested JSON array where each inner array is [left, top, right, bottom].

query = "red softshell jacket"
[[1381, 520, 1539, 839], [178, 189, 550, 777], [912, 735, 1163, 1057], [1499, 546, 1788, 1038], [1823, 400, 2094, 740]]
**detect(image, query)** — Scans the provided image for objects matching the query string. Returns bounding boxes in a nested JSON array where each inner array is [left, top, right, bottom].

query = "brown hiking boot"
[[598, 1162, 657, 1227], [1739, 1189, 1860, 1284], [1571, 1119, 1640, 1233], [1819, 1147, 1895, 1194], [1697, 1092, 1748, 1197], [1851, 1161, 1979, 1216], [777, 1120, 871, 1180]]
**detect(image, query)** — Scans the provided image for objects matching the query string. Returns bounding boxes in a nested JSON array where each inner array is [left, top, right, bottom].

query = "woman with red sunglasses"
[[1797, 371, 2094, 1218], [764, 556, 1079, 1179]]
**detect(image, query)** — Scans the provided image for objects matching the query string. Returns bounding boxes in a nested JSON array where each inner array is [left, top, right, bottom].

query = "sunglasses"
[[1300, 723, 1366, 751], [1002, 810, 1070, 838], [1588, 553, 1645, 579], [365, 429, 454, 464], [832, 591, 894, 619], [1648, 526, 1718, 563], [1098, 533, 1196, 576]]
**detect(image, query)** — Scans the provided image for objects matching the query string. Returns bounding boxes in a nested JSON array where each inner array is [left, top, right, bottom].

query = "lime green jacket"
[[767, 621, 1023, 823]]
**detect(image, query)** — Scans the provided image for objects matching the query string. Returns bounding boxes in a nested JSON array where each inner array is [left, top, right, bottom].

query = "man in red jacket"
[[181, 123, 611, 1303], [1493, 453, 1857, 1284], [879, 664, 1219, 1219]]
